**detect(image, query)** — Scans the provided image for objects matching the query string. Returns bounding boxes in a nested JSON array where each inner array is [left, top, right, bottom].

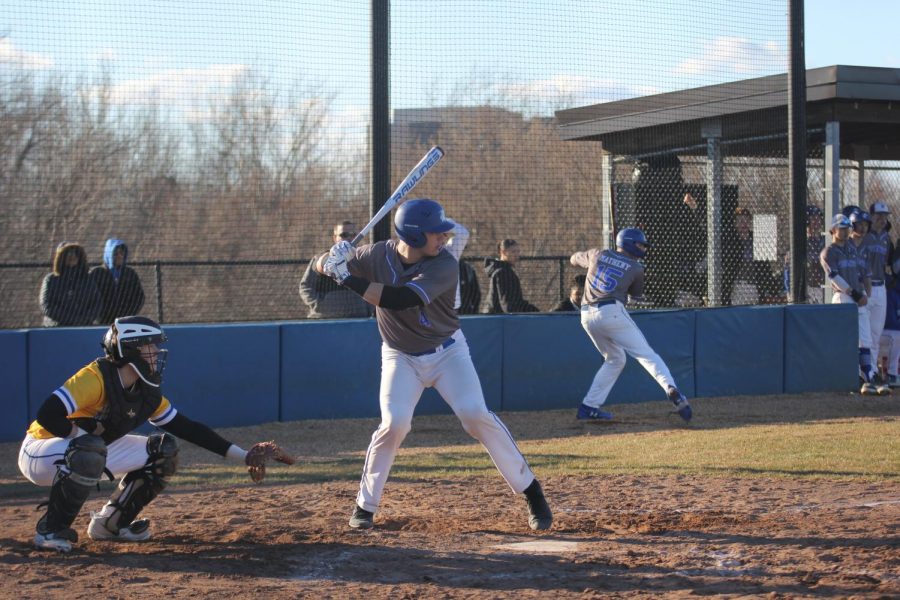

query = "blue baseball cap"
[[830, 214, 851, 230]]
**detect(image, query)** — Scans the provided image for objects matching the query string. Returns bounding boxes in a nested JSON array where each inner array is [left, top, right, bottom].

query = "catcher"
[[17, 316, 295, 553]]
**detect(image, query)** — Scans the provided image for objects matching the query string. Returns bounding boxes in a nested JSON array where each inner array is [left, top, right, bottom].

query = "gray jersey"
[[821, 242, 865, 294], [863, 230, 891, 281], [571, 248, 644, 305], [349, 240, 459, 354]]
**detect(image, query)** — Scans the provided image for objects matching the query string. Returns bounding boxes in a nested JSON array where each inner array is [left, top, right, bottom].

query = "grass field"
[[1, 392, 898, 598]]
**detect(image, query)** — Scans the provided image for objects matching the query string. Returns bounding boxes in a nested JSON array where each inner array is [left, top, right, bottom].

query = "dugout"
[[556, 65, 900, 306]]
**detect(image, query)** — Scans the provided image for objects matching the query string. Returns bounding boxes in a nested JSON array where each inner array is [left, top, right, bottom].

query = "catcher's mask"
[[102, 316, 168, 387]]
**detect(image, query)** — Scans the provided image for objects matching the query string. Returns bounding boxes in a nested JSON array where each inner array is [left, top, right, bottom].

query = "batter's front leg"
[[434, 348, 535, 494]]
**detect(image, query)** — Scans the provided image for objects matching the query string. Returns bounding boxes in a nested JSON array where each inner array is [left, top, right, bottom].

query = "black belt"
[[588, 298, 617, 308], [407, 337, 456, 357], [872, 280, 885, 287]]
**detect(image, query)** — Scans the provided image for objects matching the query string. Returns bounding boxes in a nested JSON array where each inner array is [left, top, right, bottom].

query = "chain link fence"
[[3, 1, 896, 329]]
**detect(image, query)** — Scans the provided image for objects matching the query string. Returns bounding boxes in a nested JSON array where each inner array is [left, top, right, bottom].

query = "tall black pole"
[[371, 0, 391, 243], [788, 0, 807, 302]]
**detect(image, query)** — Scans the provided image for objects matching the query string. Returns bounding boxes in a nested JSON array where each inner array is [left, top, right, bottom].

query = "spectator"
[[783, 205, 827, 303], [484, 239, 539, 313], [89, 239, 145, 325], [551, 274, 586, 312], [458, 260, 482, 314], [39, 242, 101, 327], [299, 221, 370, 319], [724, 207, 783, 305], [673, 191, 708, 307], [633, 155, 707, 307]]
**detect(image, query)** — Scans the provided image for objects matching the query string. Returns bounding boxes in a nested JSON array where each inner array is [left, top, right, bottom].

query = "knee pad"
[[64, 434, 107, 487], [104, 432, 178, 532], [39, 435, 107, 532]]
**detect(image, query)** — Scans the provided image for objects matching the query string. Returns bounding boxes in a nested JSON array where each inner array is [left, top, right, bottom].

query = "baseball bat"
[[350, 145, 445, 247]]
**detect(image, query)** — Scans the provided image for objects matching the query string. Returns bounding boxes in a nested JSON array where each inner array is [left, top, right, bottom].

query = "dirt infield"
[[1, 395, 898, 599]]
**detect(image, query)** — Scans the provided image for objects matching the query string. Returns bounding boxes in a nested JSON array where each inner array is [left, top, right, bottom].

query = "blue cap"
[[831, 214, 851, 230]]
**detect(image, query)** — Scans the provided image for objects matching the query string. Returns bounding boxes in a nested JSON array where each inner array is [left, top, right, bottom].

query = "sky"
[[0, 0, 896, 140]]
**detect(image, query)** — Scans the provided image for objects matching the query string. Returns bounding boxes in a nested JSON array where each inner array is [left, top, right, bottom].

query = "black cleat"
[[348, 504, 374, 529], [524, 480, 553, 531]]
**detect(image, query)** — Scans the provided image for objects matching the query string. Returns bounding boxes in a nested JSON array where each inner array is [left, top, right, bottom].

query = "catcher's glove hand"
[[245, 440, 296, 483]]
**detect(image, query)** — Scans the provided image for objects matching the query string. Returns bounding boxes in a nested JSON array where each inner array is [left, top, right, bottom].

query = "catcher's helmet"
[[616, 227, 650, 258], [394, 199, 455, 248], [102, 316, 168, 386]]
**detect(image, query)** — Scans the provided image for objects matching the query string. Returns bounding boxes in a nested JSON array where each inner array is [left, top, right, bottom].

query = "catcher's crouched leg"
[[88, 431, 179, 541], [35, 434, 108, 552]]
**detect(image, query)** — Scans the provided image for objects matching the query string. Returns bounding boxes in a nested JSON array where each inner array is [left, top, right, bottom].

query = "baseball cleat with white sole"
[[34, 527, 78, 553], [87, 514, 151, 541], [576, 403, 614, 422], [860, 382, 878, 395]]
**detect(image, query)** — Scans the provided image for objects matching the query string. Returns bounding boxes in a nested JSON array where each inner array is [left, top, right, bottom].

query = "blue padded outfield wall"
[[0, 304, 857, 442]]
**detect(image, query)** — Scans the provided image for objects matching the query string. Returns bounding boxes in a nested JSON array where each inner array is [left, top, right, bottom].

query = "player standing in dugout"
[[316, 198, 553, 531], [821, 213, 885, 395]]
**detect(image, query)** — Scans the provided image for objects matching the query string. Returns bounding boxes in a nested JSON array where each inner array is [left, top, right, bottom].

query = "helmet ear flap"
[[102, 326, 122, 362]]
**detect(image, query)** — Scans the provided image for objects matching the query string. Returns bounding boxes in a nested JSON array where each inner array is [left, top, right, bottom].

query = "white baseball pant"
[[879, 329, 900, 377], [356, 330, 535, 513], [831, 291, 873, 349], [579, 301, 677, 408], [868, 284, 887, 360], [19, 433, 152, 487]]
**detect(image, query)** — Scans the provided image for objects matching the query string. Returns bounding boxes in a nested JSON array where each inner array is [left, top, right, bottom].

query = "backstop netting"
[[4, 1, 892, 328]]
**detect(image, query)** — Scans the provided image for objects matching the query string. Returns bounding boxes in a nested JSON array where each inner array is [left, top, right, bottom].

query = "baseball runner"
[[18, 316, 295, 553], [316, 198, 552, 531], [570, 228, 692, 423], [821, 214, 885, 395]]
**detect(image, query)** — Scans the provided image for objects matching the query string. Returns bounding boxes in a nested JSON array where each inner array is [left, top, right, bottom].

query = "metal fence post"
[[155, 261, 164, 322]]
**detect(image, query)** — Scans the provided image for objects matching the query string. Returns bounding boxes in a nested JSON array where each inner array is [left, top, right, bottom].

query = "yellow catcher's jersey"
[[26, 361, 176, 439]]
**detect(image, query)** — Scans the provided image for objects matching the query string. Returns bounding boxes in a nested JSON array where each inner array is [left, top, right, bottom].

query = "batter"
[[317, 198, 552, 531], [570, 228, 692, 423]]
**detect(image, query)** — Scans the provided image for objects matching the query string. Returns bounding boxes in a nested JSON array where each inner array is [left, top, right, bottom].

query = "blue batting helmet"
[[616, 227, 650, 258], [849, 210, 871, 228], [841, 205, 862, 218], [394, 199, 455, 248], [830, 213, 851, 231]]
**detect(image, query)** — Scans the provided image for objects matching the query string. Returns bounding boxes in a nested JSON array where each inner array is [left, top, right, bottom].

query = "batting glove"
[[329, 240, 355, 263], [323, 255, 351, 284]]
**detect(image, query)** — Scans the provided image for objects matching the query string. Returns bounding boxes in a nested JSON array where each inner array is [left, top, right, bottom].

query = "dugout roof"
[[555, 65, 900, 160]]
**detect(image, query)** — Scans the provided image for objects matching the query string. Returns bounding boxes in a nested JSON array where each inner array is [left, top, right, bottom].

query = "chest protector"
[[95, 359, 163, 444]]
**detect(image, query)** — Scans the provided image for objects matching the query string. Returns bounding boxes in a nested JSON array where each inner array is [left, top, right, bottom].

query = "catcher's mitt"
[[245, 440, 296, 483]]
